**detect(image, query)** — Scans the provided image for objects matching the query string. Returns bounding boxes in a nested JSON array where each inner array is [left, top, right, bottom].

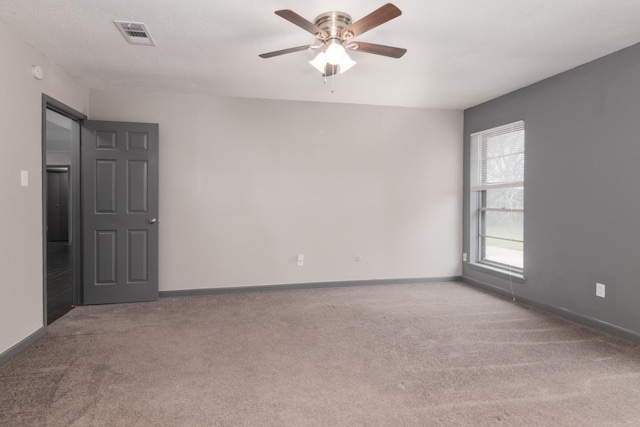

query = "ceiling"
[[2, 0, 640, 110]]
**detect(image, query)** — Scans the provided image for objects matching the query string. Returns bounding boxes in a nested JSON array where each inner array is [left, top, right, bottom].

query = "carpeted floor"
[[2, 282, 640, 426]]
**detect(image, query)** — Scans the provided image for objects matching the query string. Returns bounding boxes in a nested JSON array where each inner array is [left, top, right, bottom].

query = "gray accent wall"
[[463, 42, 640, 338]]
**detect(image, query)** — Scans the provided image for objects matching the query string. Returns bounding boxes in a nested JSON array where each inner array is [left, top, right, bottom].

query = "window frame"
[[469, 121, 525, 275]]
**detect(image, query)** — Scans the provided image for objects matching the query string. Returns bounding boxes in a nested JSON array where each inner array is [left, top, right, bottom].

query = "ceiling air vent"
[[113, 21, 156, 46]]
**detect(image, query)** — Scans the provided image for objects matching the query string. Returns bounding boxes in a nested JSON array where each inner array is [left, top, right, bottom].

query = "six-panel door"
[[82, 121, 159, 304]]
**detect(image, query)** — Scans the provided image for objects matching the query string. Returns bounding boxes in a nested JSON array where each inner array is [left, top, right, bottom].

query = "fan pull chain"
[[322, 72, 336, 94]]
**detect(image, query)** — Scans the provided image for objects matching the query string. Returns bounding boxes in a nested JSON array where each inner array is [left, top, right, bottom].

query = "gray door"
[[81, 120, 159, 304]]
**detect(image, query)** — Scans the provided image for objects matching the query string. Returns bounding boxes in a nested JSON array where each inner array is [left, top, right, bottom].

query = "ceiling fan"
[[259, 3, 407, 77]]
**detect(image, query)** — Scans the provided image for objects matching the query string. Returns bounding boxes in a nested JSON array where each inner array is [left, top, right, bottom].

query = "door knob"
[[149, 218, 158, 224]]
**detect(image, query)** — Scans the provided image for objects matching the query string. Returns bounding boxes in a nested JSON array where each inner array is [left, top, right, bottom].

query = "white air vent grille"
[[114, 21, 156, 46]]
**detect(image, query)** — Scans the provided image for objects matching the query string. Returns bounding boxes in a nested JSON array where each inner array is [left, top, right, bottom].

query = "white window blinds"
[[470, 121, 525, 191]]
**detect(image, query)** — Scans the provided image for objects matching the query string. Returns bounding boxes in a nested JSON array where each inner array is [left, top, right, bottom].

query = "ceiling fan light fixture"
[[262, 4, 406, 82], [309, 50, 356, 75], [325, 40, 346, 65]]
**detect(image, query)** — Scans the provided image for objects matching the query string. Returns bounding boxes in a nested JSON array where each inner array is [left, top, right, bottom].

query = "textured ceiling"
[[2, 0, 640, 109]]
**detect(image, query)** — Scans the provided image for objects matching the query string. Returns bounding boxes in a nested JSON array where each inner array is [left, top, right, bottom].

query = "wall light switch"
[[596, 283, 606, 298], [297, 254, 304, 267], [21, 170, 29, 187], [462, 253, 468, 262]]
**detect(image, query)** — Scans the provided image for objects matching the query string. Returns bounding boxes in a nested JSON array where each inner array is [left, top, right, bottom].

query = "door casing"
[[42, 95, 86, 324]]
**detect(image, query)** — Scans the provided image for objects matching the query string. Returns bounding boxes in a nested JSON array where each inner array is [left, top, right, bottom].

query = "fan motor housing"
[[314, 11, 352, 39]]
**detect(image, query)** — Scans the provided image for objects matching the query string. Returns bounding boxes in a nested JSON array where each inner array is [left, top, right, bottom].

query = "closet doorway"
[[43, 99, 84, 324]]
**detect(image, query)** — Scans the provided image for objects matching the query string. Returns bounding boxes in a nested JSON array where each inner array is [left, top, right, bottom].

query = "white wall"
[[0, 21, 89, 355], [89, 91, 463, 290], [0, 15, 462, 358]]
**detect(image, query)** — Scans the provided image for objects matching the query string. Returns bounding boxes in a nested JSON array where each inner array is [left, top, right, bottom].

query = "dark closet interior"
[[46, 168, 73, 324]]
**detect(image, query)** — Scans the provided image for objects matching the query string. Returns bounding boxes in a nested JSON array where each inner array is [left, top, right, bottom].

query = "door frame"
[[42, 95, 86, 325]]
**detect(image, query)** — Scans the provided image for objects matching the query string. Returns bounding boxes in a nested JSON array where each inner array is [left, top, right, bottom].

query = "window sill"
[[467, 262, 526, 283]]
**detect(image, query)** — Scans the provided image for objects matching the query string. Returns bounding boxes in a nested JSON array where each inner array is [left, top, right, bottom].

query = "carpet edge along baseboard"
[[159, 276, 463, 297]]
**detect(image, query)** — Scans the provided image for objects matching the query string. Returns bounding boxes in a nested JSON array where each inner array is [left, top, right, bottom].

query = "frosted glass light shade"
[[325, 43, 346, 65], [309, 48, 357, 75], [338, 54, 356, 74], [309, 52, 327, 73]]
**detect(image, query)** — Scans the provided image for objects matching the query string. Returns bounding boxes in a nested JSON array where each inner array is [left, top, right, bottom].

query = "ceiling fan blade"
[[341, 3, 402, 39], [275, 10, 328, 38], [324, 63, 338, 77], [259, 45, 312, 59], [347, 41, 407, 58]]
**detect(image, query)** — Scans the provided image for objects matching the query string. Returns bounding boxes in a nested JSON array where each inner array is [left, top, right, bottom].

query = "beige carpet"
[[2, 282, 640, 426]]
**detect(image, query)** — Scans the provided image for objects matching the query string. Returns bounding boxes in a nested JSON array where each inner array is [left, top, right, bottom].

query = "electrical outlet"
[[355, 255, 362, 262], [462, 253, 468, 262], [596, 283, 606, 298], [297, 254, 304, 267]]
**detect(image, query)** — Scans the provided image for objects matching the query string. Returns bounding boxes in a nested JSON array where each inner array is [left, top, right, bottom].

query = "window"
[[470, 121, 524, 272]]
